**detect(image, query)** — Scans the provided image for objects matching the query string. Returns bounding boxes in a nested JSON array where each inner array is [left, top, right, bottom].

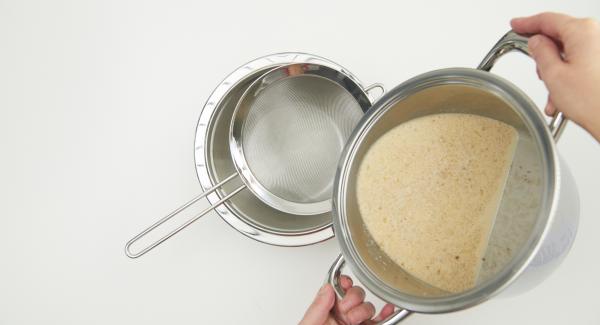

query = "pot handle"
[[124, 173, 245, 258], [326, 254, 412, 324], [477, 30, 567, 141]]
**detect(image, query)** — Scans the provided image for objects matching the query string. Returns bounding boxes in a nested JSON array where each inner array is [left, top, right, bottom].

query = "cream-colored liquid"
[[357, 113, 518, 293]]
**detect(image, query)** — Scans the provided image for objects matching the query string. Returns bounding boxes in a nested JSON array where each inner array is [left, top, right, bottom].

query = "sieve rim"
[[229, 63, 372, 216], [195, 53, 375, 246]]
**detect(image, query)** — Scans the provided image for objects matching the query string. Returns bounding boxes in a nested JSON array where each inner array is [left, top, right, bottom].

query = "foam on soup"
[[357, 113, 518, 293]]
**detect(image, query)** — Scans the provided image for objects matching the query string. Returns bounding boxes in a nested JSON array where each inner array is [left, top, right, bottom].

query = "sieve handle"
[[364, 83, 386, 101], [477, 30, 567, 141], [326, 254, 412, 324], [125, 173, 245, 258]]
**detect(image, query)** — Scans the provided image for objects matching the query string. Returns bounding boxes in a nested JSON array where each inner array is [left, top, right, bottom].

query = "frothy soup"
[[357, 113, 518, 293]]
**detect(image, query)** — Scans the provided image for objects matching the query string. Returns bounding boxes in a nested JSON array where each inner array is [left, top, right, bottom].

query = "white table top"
[[1, 0, 599, 324]]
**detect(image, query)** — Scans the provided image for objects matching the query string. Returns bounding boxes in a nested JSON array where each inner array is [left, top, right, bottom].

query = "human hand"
[[298, 275, 395, 325], [510, 12, 600, 142]]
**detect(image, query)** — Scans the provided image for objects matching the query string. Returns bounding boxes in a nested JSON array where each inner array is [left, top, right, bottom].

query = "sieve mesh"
[[241, 75, 364, 204]]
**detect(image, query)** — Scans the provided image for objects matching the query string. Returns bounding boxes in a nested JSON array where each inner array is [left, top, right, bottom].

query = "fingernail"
[[510, 17, 523, 25]]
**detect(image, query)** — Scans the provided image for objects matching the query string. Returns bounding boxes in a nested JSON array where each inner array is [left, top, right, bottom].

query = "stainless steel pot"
[[326, 31, 580, 323]]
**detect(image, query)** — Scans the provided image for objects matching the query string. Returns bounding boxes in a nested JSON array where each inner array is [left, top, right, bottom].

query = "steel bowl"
[[195, 53, 382, 246]]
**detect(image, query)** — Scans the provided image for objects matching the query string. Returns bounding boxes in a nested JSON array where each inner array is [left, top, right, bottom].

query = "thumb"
[[528, 34, 565, 80], [299, 284, 335, 325]]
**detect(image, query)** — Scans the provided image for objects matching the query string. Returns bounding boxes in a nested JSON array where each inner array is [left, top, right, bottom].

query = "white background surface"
[[1, 1, 599, 324]]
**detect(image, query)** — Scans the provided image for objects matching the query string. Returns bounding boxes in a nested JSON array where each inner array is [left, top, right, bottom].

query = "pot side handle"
[[477, 30, 567, 141], [326, 254, 412, 325]]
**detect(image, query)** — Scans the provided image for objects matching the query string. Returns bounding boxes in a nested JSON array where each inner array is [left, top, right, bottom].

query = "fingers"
[[372, 303, 396, 322], [345, 302, 376, 325], [546, 98, 558, 116], [361, 303, 396, 325], [338, 286, 366, 313], [299, 284, 335, 325], [511, 12, 574, 41], [528, 34, 565, 80], [332, 280, 395, 325], [340, 275, 353, 291]]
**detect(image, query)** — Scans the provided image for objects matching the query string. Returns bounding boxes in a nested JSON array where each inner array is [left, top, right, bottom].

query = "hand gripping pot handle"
[[477, 30, 567, 141], [326, 255, 412, 324]]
